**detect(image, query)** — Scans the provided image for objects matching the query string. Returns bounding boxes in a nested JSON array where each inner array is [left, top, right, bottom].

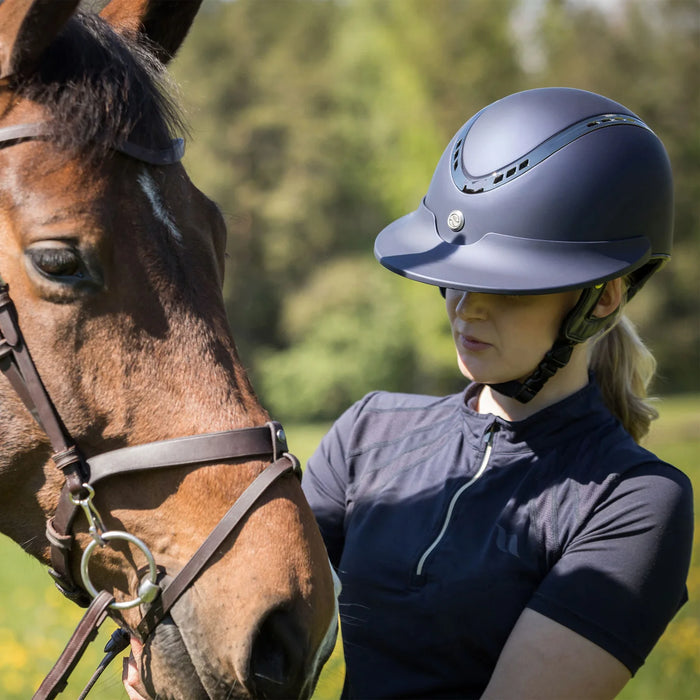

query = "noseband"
[[0, 124, 302, 699]]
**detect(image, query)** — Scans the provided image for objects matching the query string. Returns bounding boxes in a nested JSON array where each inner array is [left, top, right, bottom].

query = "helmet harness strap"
[[488, 283, 616, 403], [487, 340, 576, 403]]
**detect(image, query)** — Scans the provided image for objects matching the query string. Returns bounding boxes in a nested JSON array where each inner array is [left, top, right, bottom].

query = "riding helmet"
[[374, 87, 674, 401]]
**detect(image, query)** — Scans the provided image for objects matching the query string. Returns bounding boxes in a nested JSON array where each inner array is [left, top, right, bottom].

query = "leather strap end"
[[33, 590, 114, 700]]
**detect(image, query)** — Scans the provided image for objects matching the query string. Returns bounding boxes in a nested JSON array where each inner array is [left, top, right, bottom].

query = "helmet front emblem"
[[447, 210, 465, 232]]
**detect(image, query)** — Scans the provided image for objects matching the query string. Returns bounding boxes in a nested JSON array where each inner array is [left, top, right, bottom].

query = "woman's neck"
[[476, 345, 590, 421]]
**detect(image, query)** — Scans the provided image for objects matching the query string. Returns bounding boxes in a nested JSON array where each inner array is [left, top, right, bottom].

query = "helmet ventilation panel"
[[451, 113, 651, 195]]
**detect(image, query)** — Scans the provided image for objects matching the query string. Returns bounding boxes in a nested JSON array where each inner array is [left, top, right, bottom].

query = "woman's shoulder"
[[568, 428, 694, 534], [615, 445, 694, 511], [593, 424, 692, 492], [529, 406, 694, 536]]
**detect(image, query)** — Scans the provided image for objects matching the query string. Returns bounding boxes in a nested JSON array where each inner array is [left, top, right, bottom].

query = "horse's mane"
[[12, 11, 188, 159]]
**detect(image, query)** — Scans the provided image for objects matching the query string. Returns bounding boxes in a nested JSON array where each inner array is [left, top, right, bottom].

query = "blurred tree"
[[329, 0, 521, 221], [255, 256, 416, 421], [173, 0, 345, 357]]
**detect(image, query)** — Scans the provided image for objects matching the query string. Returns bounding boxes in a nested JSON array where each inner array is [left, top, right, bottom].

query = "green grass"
[[1, 397, 697, 699]]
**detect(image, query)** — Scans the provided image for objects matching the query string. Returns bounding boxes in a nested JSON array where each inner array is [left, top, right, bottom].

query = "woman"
[[302, 88, 694, 699]]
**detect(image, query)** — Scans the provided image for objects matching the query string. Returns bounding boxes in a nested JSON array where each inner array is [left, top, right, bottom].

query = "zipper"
[[415, 423, 497, 577]]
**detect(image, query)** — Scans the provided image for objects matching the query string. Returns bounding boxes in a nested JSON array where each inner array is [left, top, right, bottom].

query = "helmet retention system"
[[375, 88, 673, 402]]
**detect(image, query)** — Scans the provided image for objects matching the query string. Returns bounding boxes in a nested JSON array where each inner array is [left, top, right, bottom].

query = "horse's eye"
[[29, 247, 83, 279]]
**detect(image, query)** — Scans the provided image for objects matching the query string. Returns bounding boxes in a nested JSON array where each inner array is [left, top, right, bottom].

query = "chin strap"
[[488, 339, 576, 403], [488, 283, 617, 404]]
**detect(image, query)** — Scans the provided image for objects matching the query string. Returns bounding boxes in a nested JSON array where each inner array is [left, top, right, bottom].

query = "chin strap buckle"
[[489, 340, 575, 404]]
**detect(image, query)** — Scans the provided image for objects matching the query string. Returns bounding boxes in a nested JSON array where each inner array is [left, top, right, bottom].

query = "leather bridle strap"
[[50, 423, 287, 540], [0, 285, 87, 494], [33, 590, 115, 700], [136, 453, 298, 640], [88, 426, 284, 479], [1, 279, 297, 613], [0, 122, 185, 165], [46, 422, 290, 605]]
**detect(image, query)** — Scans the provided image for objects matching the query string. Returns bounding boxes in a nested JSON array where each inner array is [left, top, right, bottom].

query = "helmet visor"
[[374, 202, 652, 294]]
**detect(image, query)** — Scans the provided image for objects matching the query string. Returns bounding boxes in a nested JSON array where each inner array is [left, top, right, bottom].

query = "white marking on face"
[[137, 170, 184, 245]]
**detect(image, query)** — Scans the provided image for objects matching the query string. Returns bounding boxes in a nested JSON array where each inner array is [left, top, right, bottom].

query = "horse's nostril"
[[249, 607, 306, 698]]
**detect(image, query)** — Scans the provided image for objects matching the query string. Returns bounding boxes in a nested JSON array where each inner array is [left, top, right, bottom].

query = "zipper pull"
[[484, 421, 498, 447]]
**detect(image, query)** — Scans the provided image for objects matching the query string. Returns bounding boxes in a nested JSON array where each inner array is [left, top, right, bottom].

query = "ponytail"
[[589, 314, 658, 443]]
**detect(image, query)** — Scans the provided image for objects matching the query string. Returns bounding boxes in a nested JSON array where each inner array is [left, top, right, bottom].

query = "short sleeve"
[[528, 463, 694, 673]]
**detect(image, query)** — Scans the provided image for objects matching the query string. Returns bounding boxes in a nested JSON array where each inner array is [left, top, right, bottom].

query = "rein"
[[0, 124, 301, 699]]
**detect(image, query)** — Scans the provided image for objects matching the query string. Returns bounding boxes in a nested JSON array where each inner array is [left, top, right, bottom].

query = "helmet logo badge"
[[447, 210, 465, 232]]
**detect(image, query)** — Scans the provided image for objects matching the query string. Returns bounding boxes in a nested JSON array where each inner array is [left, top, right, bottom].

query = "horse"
[[0, 1, 338, 698]]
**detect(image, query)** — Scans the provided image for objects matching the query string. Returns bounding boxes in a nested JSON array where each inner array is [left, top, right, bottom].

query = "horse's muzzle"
[[140, 592, 337, 699]]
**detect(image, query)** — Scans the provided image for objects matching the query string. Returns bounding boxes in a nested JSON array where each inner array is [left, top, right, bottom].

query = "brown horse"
[[0, 1, 337, 698]]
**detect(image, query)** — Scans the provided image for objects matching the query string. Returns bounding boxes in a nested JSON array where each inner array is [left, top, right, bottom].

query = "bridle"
[[0, 123, 302, 699]]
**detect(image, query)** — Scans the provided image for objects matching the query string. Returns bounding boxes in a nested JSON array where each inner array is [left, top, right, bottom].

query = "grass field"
[[0, 394, 697, 699]]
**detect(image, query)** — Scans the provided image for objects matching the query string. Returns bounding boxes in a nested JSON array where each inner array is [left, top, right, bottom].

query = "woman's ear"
[[593, 278, 624, 318]]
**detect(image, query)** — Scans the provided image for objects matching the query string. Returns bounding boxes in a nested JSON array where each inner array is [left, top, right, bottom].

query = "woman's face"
[[445, 288, 581, 385]]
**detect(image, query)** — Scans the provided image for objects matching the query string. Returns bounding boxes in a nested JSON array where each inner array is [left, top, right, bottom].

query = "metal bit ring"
[[80, 530, 158, 610]]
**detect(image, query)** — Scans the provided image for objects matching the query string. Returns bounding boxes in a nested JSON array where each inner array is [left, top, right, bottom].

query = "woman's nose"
[[454, 291, 488, 320]]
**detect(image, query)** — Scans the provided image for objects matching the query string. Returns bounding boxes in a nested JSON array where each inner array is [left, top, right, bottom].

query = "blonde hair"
[[589, 313, 658, 443]]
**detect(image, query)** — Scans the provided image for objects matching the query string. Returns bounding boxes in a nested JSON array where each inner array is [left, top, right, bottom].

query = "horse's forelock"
[[11, 11, 188, 159]]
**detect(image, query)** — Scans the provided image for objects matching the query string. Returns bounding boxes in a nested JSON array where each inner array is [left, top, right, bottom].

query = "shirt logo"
[[496, 524, 520, 558]]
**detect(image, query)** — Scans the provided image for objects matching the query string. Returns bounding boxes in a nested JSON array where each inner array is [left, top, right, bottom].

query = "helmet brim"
[[374, 202, 652, 294]]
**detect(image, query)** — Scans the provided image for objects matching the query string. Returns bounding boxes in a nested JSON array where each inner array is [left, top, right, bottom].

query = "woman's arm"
[[481, 608, 631, 700]]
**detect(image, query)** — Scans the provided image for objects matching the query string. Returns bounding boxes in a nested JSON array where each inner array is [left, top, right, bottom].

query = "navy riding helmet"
[[374, 87, 673, 402]]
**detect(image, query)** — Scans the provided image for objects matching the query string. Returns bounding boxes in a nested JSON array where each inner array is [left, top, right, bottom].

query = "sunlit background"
[[2, 0, 698, 697]]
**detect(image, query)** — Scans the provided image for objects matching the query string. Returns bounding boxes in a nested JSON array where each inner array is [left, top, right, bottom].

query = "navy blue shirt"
[[303, 380, 694, 699]]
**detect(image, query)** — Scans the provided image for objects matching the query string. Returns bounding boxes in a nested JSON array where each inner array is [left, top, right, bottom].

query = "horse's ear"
[[0, 0, 80, 79], [100, 0, 203, 64]]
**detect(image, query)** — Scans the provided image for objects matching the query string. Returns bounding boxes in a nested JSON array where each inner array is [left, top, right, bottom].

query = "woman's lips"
[[459, 334, 492, 351]]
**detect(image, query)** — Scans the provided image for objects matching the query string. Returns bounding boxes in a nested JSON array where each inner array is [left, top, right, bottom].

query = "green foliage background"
[[170, 0, 699, 421]]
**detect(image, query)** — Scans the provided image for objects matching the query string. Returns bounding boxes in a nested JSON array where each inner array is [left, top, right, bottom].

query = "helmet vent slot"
[[587, 115, 634, 128], [453, 139, 463, 172], [451, 113, 651, 194]]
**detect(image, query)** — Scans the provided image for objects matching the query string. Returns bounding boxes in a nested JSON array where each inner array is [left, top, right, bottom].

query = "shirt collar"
[[461, 374, 617, 449]]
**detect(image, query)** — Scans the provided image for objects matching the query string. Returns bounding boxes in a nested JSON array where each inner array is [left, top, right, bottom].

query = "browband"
[[0, 122, 184, 165]]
